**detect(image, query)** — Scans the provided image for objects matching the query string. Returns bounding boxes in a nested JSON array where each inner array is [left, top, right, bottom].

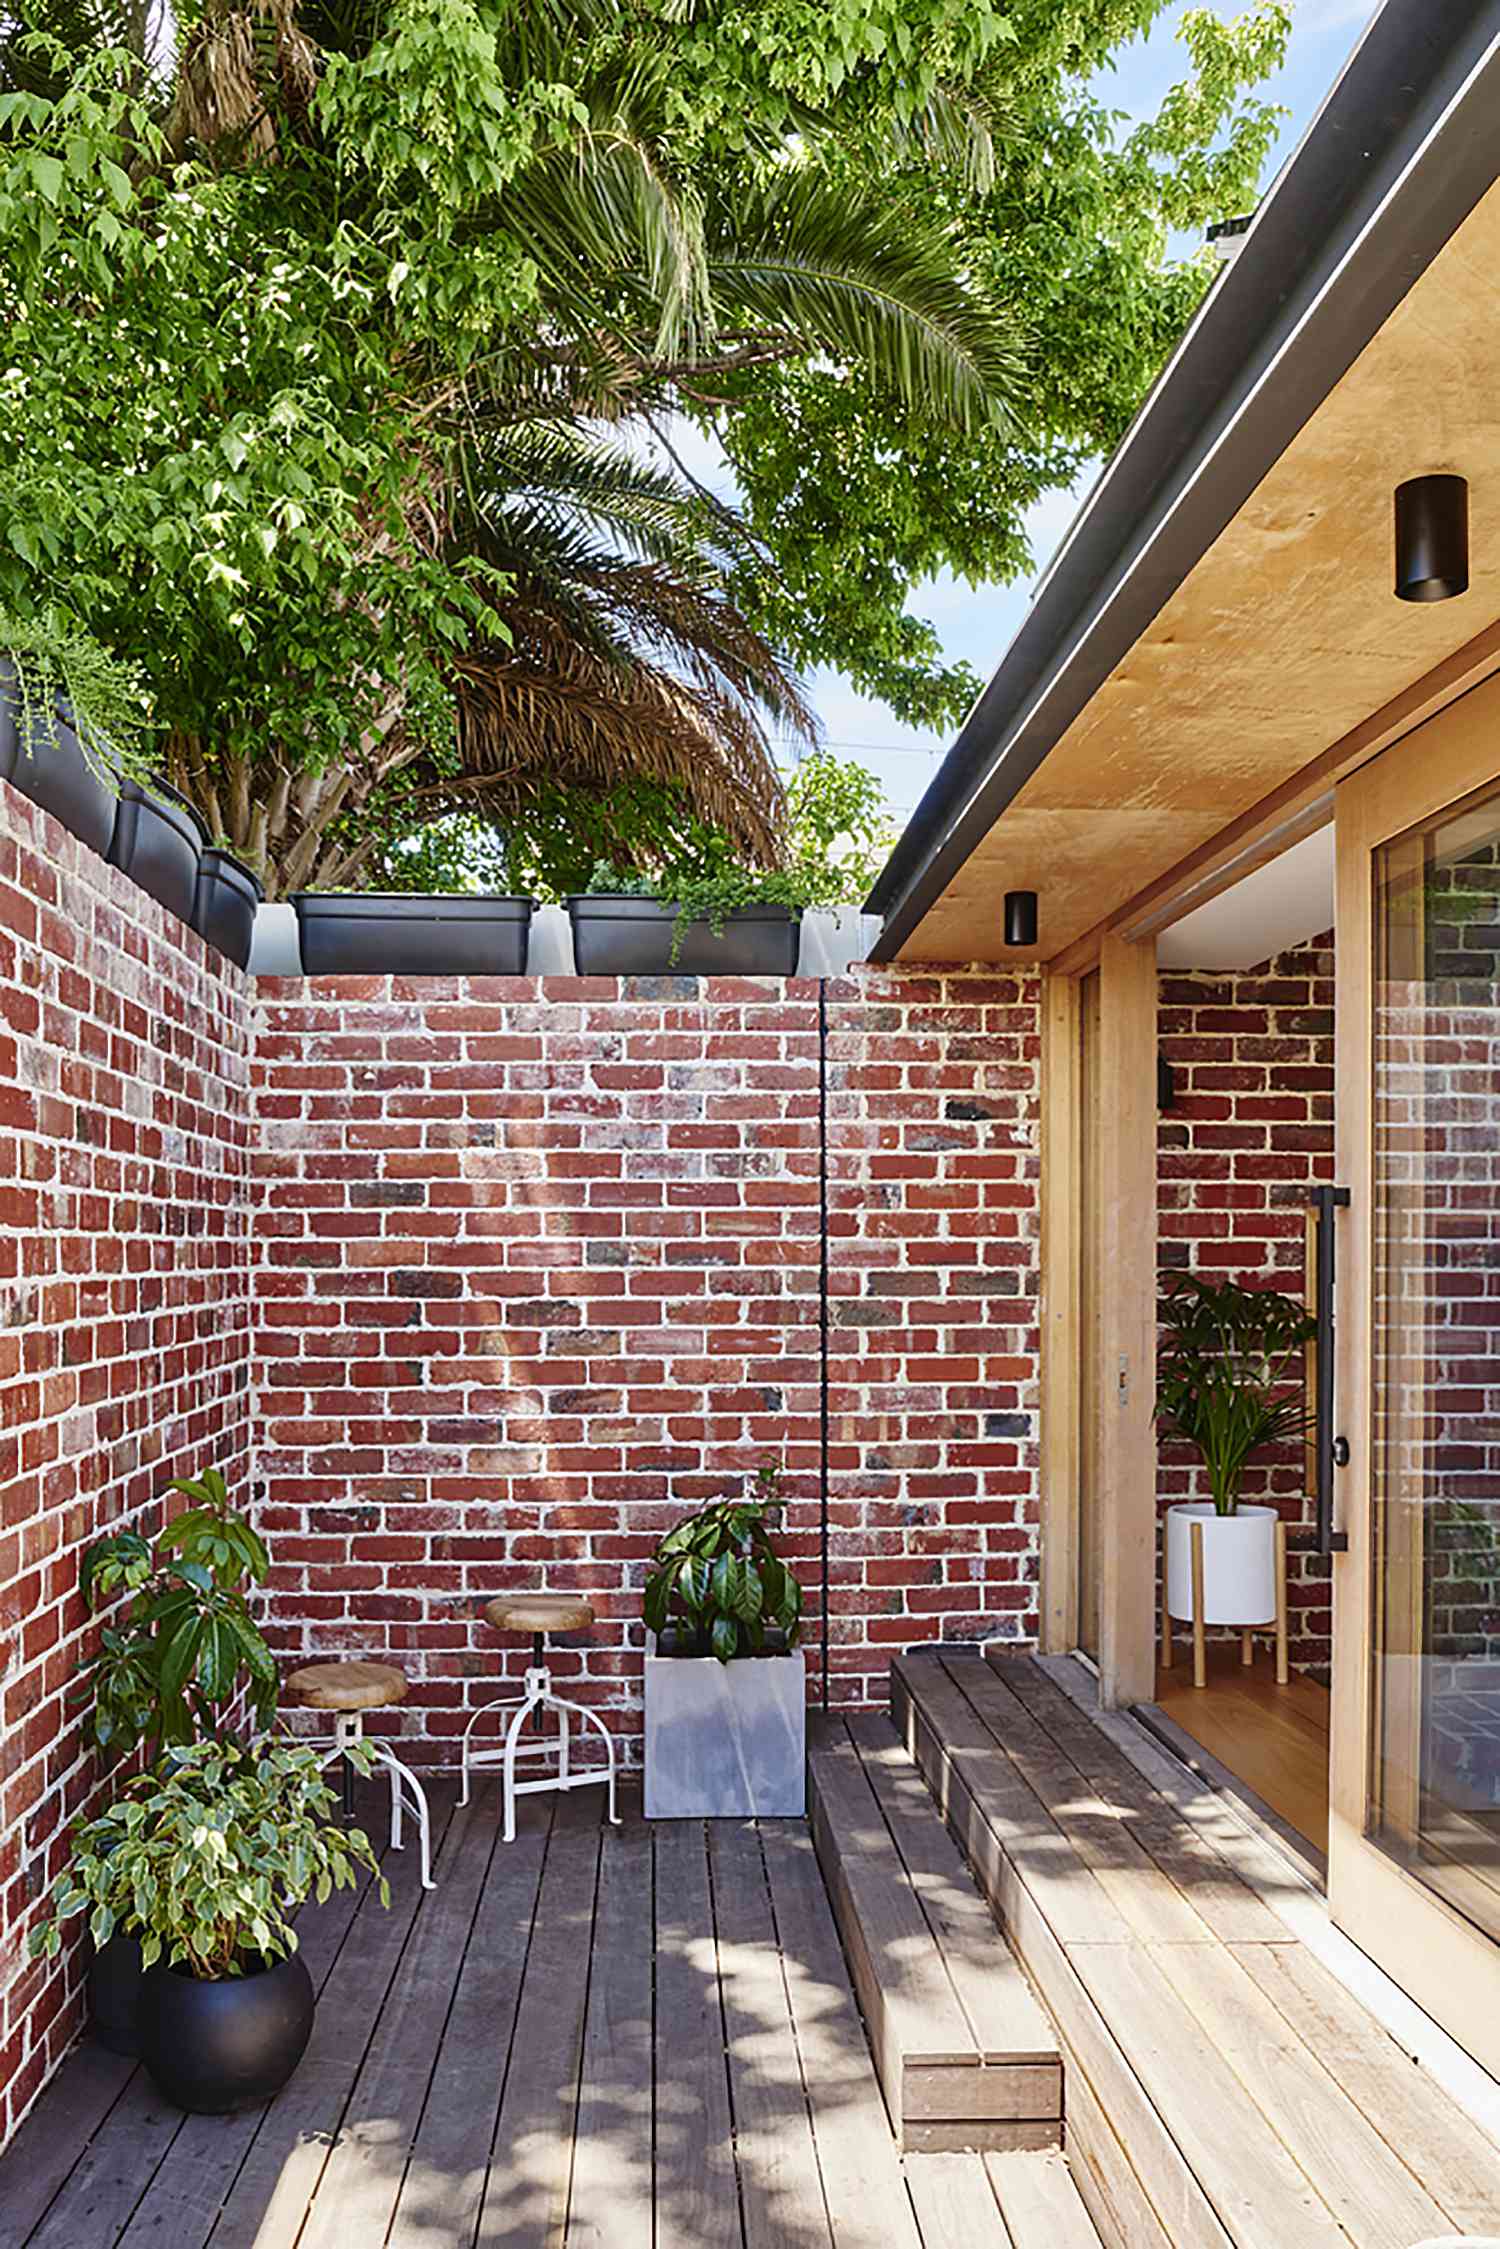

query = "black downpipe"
[[818, 977, 831, 1711]]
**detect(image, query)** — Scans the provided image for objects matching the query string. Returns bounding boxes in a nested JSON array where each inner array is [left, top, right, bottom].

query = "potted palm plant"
[[1155, 1275, 1316, 1636], [72, 1469, 279, 2052], [642, 1463, 806, 1816], [32, 1741, 385, 2113]]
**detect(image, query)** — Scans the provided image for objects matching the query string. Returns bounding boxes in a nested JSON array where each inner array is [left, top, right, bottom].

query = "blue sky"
[[796, 0, 1382, 817]]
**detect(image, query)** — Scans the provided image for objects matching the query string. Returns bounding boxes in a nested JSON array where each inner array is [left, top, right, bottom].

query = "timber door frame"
[[1330, 670, 1500, 2077], [1039, 935, 1158, 1707]]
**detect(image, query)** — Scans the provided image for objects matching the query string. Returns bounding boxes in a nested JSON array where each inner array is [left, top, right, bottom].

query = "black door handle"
[[1310, 1186, 1350, 1555]]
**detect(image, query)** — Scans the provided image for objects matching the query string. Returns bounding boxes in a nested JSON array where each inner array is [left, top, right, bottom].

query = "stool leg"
[[1190, 1519, 1207, 1690], [1275, 1518, 1290, 1686], [502, 1682, 540, 1844], [372, 1743, 435, 1890]]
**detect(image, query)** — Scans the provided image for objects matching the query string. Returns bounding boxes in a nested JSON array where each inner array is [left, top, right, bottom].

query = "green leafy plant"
[[1155, 1274, 1316, 1516], [75, 1468, 278, 1762], [0, 606, 150, 780], [644, 1462, 804, 1663], [582, 754, 895, 957], [30, 1739, 387, 1979]]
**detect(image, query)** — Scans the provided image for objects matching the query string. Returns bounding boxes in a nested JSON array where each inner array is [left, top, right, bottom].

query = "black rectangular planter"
[[0, 667, 119, 861], [567, 895, 801, 977], [192, 848, 265, 969], [292, 893, 535, 975], [107, 778, 205, 925]]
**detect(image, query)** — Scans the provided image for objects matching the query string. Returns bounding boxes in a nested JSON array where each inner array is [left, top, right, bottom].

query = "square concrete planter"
[[644, 1633, 806, 1817]]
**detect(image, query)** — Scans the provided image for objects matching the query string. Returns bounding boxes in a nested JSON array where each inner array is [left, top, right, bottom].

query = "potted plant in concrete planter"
[[32, 1740, 385, 2113], [642, 1464, 806, 1816], [1156, 1275, 1316, 1637], [291, 890, 536, 975], [72, 1469, 279, 2053], [0, 617, 147, 859]]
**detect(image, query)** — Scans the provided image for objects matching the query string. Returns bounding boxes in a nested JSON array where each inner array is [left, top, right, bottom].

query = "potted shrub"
[[32, 1740, 386, 2113], [192, 847, 265, 970], [0, 616, 147, 859], [72, 1469, 279, 2052], [1156, 1275, 1316, 1638], [567, 753, 895, 977], [107, 775, 205, 926], [291, 892, 536, 975], [642, 1464, 806, 1816]]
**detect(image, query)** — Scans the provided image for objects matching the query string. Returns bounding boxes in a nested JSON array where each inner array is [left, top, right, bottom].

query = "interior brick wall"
[[0, 781, 254, 2145], [1157, 931, 1336, 1675], [249, 966, 1041, 1765]]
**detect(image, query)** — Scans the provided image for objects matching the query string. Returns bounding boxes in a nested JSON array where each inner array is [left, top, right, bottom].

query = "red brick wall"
[[250, 967, 1041, 1765], [1157, 932, 1336, 1674], [0, 781, 253, 2144]]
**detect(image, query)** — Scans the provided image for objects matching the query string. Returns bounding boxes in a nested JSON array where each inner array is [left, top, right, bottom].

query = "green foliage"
[[643, 1463, 804, 1663], [0, 603, 149, 778], [75, 1469, 279, 1763], [30, 1738, 387, 1979], [0, 0, 1291, 872], [1155, 1273, 1315, 1516], [579, 752, 895, 950]]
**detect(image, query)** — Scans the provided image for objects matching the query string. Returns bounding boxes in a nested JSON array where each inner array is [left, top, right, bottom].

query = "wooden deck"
[[0, 1777, 1097, 2249], [1151, 1645, 1331, 1857], [894, 1644, 1500, 2249]]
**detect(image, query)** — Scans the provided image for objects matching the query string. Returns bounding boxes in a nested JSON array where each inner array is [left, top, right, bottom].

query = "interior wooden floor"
[[1152, 1643, 1331, 1856], [0, 1777, 1090, 2249]]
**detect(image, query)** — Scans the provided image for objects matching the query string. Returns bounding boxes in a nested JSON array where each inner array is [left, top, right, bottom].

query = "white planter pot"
[[643, 1632, 806, 1817], [1165, 1503, 1278, 1628]]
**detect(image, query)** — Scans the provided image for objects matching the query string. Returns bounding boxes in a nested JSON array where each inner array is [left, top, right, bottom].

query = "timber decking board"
[[809, 1714, 1061, 2152], [894, 1646, 1500, 2249]]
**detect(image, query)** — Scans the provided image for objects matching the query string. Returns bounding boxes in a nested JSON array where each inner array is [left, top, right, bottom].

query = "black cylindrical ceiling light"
[[1003, 890, 1038, 948], [1395, 474, 1468, 602]]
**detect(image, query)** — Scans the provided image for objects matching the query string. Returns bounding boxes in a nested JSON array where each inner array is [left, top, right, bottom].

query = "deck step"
[[808, 1711, 1062, 2153], [903, 2149, 1103, 2248], [891, 1645, 1500, 2249]]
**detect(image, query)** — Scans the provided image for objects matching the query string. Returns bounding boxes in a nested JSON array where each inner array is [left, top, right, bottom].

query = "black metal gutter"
[[866, 1, 1500, 959]]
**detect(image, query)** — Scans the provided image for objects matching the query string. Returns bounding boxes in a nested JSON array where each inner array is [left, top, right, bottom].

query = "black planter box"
[[0, 666, 118, 860], [193, 848, 264, 969], [108, 778, 205, 926], [567, 895, 801, 977], [292, 892, 535, 976]]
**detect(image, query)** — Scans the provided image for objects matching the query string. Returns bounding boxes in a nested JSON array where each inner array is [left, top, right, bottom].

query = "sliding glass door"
[[1331, 678, 1500, 2070]]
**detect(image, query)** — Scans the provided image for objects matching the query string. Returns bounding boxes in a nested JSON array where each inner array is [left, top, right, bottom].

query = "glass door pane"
[[1078, 969, 1101, 1658], [1371, 782, 1500, 1937]]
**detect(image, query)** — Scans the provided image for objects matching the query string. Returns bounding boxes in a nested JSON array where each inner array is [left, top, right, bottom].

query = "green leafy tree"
[[643, 1464, 804, 1663], [0, 0, 1288, 884]]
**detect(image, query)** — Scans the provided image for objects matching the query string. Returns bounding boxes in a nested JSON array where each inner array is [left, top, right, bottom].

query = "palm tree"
[[4, 0, 1026, 894]]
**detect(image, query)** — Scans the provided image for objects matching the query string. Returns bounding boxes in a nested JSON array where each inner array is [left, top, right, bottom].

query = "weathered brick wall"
[[1157, 932, 1336, 1675], [250, 967, 1041, 1764], [0, 780, 253, 2144]]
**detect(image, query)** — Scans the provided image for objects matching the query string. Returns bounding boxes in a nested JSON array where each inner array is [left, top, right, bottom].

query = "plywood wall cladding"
[[905, 175, 1500, 963]]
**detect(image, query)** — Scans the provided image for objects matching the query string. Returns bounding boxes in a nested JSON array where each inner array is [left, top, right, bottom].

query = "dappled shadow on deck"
[[0, 1778, 922, 2249]]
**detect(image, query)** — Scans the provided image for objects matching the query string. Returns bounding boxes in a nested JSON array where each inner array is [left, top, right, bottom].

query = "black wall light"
[[1395, 474, 1468, 602], [1003, 890, 1038, 947]]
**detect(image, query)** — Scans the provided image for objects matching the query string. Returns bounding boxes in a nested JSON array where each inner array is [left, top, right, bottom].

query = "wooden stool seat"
[[285, 1659, 408, 1713], [484, 1595, 594, 1636]]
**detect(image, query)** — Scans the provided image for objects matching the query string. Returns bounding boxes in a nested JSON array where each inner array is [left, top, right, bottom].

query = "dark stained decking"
[[0, 1778, 1077, 2249]]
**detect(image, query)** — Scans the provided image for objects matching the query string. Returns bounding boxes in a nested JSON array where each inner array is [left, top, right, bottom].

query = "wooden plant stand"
[[1161, 1516, 1289, 1689]]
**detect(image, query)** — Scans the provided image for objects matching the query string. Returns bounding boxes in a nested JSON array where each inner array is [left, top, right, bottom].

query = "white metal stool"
[[459, 1596, 620, 1841], [284, 1660, 436, 1891]]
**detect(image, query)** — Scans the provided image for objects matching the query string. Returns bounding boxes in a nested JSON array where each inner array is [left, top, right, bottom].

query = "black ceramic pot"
[[0, 665, 118, 860], [138, 1950, 315, 2114], [88, 1932, 144, 2056], [291, 892, 535, 976], [192, 848, 264, 969], [107, 778, 204, 927], [566, 895, 801, 977]]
